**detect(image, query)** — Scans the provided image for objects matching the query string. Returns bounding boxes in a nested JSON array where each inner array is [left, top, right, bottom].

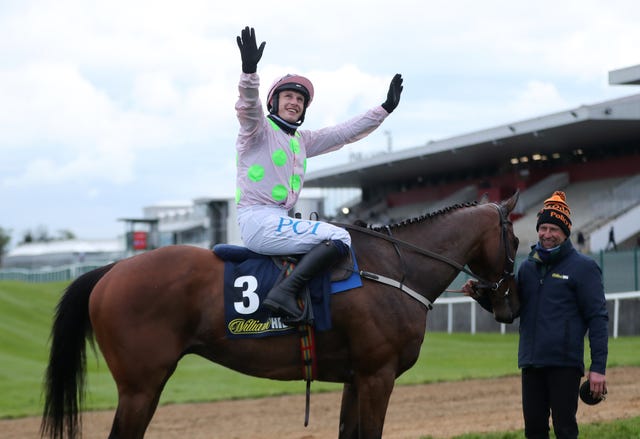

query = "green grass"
[[0, 281, 68, 417], [419, 415, 640, 438], [2, 279, 640, 437]]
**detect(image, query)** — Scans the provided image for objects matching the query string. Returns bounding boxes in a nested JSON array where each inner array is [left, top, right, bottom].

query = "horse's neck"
[[392, 211, 488, 295], [397, 213, 483, 261]]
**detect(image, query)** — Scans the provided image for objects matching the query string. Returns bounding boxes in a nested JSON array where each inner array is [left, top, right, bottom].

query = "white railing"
[[606, 291, 640, 338], [0, 263, 107, 282], [434, 291, 640, 338]]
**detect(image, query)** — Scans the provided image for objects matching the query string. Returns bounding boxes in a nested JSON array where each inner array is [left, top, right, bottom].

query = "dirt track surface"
[[6, 367, 640, 439]]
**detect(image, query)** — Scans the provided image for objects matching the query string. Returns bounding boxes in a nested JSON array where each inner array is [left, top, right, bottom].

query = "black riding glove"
[[381, 73, 404, 113], [236, 26, 266, 74]]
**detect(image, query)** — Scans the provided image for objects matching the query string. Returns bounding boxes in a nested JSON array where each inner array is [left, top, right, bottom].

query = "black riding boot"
[[263, 240, 341, 323]]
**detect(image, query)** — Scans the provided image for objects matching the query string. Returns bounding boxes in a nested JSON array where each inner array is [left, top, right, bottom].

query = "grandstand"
[[306, 65, 640, 254], [513, 174, 639, 252]]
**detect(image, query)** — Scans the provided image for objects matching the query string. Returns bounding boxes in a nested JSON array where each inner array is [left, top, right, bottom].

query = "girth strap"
[[359, 270, 433, 310]]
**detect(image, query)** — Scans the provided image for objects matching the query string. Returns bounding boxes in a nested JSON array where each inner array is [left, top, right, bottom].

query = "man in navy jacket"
[[465, 191, 608, 439]]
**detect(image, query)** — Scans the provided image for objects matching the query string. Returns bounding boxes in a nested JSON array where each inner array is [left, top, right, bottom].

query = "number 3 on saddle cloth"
[[213, 244, 362, 339]]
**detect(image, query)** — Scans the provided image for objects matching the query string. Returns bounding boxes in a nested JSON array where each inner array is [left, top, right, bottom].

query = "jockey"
[[235, 26, 403, 324]]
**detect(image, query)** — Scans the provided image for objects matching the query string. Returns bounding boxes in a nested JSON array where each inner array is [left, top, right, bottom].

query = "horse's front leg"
[[358, 371, 396, 438], [339, 371, 396, 439], [338, 382, 358, 438]]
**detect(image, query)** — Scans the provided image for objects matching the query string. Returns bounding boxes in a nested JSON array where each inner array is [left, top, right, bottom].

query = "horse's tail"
[[41, 262, 116, 439]]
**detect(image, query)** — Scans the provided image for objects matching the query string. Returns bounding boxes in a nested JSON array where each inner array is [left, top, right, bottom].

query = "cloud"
[[0, 62, 113, 148]]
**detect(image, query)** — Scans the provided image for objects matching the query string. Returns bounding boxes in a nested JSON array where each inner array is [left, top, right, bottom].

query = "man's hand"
[[382, 73, 404, 113], [588, 371, 607, 400], [461, 279, 480, 299], [236, 26, 266, 74]]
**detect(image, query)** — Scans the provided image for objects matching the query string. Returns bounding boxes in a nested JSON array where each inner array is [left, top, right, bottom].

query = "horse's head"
[[468, 191, 520, 323]]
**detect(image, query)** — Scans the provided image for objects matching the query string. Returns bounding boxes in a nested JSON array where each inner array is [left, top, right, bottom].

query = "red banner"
[[132, 231, 148, 250]]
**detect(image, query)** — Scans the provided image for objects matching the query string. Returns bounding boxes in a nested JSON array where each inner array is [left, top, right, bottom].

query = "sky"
[[1, 0, 639, 248]]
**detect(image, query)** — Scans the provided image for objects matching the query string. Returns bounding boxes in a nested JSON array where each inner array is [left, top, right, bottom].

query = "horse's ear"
[[502, 190, 520, 213], [479, 192, 490, 204]]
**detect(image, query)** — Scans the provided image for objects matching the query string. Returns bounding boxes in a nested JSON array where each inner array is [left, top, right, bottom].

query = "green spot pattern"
[[290, 174, 301, 192], [272, 184, 288, 201], [290, 137, 300, 154], [247, 165, 265, 182], [272, 149, 287, 166]]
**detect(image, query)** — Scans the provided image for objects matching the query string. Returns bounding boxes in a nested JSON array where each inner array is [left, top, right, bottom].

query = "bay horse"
[[42, 191, 520, 439]]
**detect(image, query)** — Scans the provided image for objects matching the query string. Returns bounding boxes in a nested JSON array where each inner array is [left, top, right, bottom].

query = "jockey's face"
[[277, 90, 305, 123]]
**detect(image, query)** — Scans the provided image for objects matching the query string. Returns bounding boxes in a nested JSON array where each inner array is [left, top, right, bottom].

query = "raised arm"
[[236, 26, 266, 74]]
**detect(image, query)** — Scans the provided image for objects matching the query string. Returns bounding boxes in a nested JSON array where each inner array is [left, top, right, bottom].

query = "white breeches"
[[237, 205, 351, 255]]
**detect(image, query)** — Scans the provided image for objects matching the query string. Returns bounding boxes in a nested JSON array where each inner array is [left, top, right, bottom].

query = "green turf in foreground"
[[418, 415, 640, 439]]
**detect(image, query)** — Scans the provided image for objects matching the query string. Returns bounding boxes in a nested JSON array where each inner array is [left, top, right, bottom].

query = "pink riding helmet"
[[266, 74, 315, 114]]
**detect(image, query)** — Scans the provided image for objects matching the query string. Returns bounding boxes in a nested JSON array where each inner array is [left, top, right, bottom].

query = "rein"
[[331, 202, 515, 302]]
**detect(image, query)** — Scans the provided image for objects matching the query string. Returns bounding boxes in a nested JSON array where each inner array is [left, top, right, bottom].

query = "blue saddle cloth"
[[213, 244, 362, 339]]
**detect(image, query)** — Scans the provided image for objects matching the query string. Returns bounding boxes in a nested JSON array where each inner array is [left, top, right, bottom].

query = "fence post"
[[470, 301, 476, 335], [613, 298, 620, 339], [599, 250, 605, 283], [635, 247, 638, 291]]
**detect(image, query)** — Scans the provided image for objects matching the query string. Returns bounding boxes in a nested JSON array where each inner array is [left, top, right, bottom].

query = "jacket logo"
[[552, 273, 569, 280]]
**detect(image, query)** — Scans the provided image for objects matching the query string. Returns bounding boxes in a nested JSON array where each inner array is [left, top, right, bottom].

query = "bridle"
[[331, 202, 516, 306], [481, 202, 517, 296]]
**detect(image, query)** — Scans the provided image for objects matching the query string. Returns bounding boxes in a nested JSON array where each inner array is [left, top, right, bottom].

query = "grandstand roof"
[[305, 92, 640, 189], [609, 64, 640, 85], [7, 239, 123, 257]]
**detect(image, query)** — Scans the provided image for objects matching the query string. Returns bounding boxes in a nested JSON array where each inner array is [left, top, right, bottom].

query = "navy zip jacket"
[[517, 239, 608, 374]]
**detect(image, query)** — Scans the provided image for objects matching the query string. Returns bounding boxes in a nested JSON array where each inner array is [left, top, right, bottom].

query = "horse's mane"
[[354, 201, 479, 232]]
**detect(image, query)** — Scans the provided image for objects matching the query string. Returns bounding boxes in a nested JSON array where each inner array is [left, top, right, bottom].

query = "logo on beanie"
[[536, 191, 572, 236]]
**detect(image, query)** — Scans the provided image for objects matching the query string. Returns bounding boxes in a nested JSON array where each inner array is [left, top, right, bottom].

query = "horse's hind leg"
[[94, 310, 183, 438], [108, 362, 178, 439]]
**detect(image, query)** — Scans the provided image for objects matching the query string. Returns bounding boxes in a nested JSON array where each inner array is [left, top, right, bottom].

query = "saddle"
[[213, 243, 360, 329], [213, 244, 355, 283]]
